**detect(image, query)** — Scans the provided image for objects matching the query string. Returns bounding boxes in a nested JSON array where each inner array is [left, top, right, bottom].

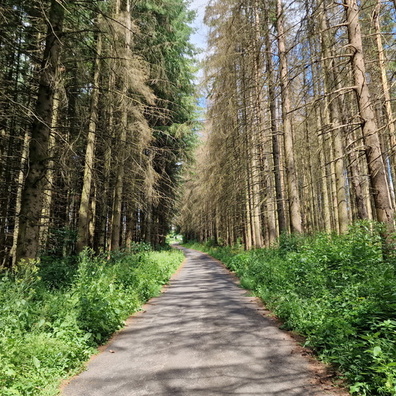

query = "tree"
[[16, 0, 66, 262], [344, 0, 394, 227], [77, 26, 102, 253], [276, 0, 303, 234]]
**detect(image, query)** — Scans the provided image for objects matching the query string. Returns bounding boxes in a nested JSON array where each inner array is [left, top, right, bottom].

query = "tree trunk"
[[319, 0, 350, 233], [373, 0, 396, 201], [10, 131, 30, 265], [264, 23, 286, 234], [347, 127, 373, 220], [345, 0, 394, 226], [110, 1, 132, 251], [276, 0, 303, 233], [77, 31, 102, 253], [15, 0, 66, 262], [40, 82, 61, 251]]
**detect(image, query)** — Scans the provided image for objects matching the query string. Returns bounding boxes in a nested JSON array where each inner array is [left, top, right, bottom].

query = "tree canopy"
[[0, 0, 197, 266]]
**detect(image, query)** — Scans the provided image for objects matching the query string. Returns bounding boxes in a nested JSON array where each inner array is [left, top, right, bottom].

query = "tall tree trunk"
[[373, 0, 396, 200], [345, 0, 394, 226], [40, 83, 61, 251], [16, 0, 66, 262], [317, 112, 333, 232], [110, 1, 131, 251], [264, 22, 286, 234], [302, 104, 316, 232], [77, 31, 102, 253], [10, 131, 30, 266], [97, 62, 116, 251], [320, 0, 350, 233], [276, 0, 303, 233], [347, 127, 373, 220], [250, 0, 264, 248]]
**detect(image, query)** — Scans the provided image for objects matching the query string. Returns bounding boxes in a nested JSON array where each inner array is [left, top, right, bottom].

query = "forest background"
[[0, 0, 197, 266], [179, 1, 396, 395], [0, 0, 196, 394], [1, 0, 396, 395]]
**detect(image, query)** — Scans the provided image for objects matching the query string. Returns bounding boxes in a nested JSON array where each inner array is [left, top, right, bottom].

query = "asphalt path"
[[62, 246, 345, 396]]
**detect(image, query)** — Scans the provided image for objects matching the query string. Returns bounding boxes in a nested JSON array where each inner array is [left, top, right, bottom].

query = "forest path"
[[62, 246, 346, 396]]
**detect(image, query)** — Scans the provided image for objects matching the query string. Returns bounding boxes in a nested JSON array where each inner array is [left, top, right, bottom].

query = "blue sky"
[[188, 0, 209, 91], [189, 0, 209, 57]]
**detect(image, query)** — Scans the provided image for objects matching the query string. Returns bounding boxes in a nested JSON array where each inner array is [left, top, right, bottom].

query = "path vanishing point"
[[62, 246, 348, 396]]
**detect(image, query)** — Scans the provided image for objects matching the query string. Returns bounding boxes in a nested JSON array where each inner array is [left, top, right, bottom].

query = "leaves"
[[186, 221, 396, 395], [0, 248, 184, 394]]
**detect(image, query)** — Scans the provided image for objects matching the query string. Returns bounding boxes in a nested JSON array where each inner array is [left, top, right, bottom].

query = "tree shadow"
[[62, 248, 341, 396]]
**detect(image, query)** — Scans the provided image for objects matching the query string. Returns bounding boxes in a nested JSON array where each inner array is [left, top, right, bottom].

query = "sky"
[[187, 0, 210, 92], [188, 0, 209, 59]]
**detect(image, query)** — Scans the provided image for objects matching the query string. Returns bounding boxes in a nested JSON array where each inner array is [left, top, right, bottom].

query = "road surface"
[[62, 246, 346, 396]]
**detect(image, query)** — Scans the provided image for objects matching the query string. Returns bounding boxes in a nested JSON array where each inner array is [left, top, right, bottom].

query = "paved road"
[[63, 247, 343, 396]]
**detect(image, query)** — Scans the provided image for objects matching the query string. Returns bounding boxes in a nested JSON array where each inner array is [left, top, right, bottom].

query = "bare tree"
[[344, 0, 394, 226], [276, 0, 303, 233]]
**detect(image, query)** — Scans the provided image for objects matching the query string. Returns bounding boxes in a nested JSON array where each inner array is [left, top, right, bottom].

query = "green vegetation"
[[166, 231, 183, 245], [0, 246, 184, 395], [184, 222, 396, 396]]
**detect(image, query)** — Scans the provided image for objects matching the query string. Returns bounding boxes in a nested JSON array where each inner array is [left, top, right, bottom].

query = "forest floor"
[[61, 246, 349, 396]]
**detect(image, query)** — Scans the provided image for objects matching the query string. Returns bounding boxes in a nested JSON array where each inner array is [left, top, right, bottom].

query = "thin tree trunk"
[[318, 121, 333, 232], [264, 24, 286, 234], [373, 0, 396, 200], [89, 181, 97, 247], [40, 83, 61, 250], [77, 31, 102, 252], [110, 1, 132, 251], [320, 0, 349, 233], [250, 0, 264, 248], [10, 131, 30, 266], [97, 62, 116, 251], [303, 106, 315, 232], [276, 0, 303, 233]]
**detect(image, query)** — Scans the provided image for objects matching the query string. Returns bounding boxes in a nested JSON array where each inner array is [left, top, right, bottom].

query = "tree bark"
[[40, 81, 61, 251], [15, 0, 66, 262], [345, 0, 394, 226], [110, 0, 132, 251], [276, 0, 303, 233], [319, 0, 350, 233], [77, 31, 102, 253], [373, 0, 396, 200], [264, 22, 287, 234]]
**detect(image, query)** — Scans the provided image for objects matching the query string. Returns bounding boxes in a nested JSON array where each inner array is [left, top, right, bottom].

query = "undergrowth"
[[0, 245, 184, 395], [185, 221, 396, 396]]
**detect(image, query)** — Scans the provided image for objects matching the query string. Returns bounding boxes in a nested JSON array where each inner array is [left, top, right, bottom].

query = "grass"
[[0, 245, 184, 395], [184, 221, 396, 396]]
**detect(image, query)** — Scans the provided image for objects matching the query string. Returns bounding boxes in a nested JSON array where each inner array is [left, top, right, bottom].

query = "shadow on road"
[[62, 248, 343, 396]]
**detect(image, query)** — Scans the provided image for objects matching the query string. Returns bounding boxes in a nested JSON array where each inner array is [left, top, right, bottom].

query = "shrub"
[[185, 222, 396, 395], [0, 246, 184, 395]]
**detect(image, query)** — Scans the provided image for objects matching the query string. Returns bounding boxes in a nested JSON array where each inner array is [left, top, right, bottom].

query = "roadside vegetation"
[[184, 221, 396, 396], [0, 245, 184, 395]]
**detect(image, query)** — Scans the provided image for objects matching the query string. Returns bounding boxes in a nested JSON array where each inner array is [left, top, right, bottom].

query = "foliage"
[[0, 0, 197, 265], [0, 246, 184, 395], [184, 221, 396, 396], [166, 231, 183, 244]]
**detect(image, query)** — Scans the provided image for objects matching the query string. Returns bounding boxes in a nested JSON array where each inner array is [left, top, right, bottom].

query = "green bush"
[[0, 246, 184, 395], [185, 222, 396, 396]]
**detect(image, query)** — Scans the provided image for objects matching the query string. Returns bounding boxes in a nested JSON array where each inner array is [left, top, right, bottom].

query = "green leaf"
[[36, 318, 45, 328], [372, 346, 382, 357], [32, 356, 41, 369]]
